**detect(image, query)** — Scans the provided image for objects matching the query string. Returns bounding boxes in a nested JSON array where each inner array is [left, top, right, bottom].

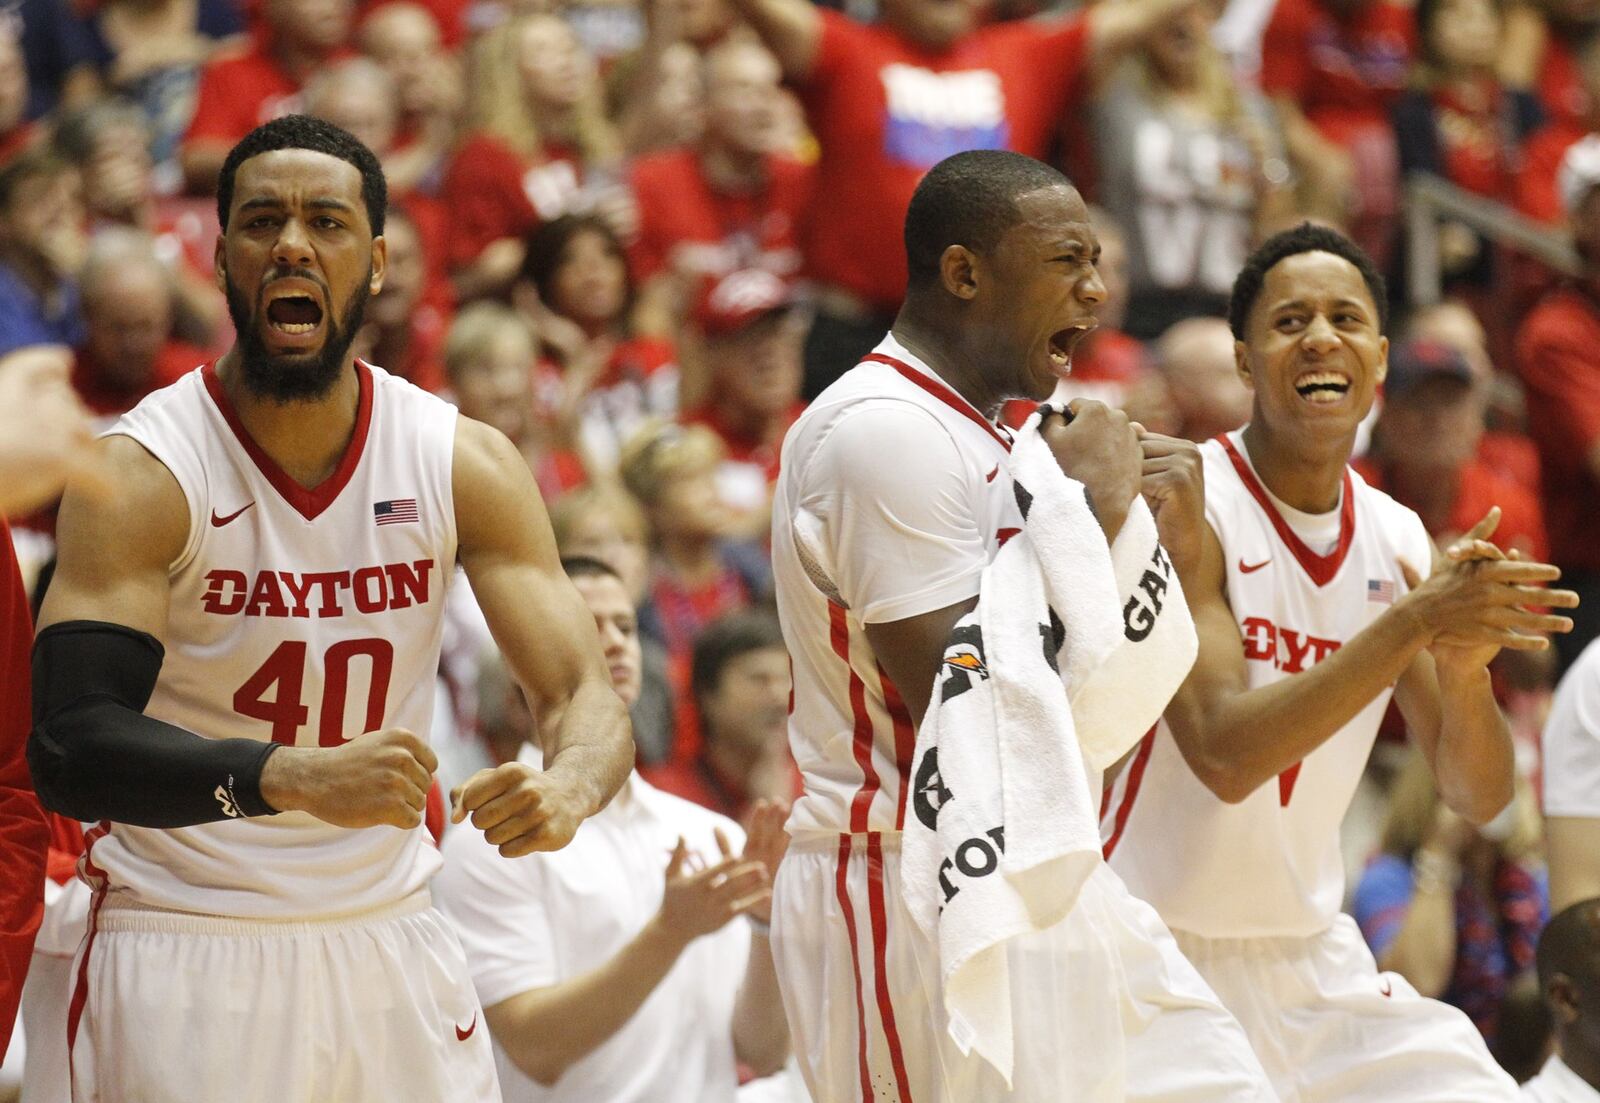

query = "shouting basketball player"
[[26, 117, 634, 1102], [1102, 223, 1579, 1101]]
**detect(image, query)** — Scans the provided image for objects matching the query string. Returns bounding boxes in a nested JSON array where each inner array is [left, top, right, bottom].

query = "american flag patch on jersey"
[[1367, 579, 1396, 604], [374, 499, 419, 526]]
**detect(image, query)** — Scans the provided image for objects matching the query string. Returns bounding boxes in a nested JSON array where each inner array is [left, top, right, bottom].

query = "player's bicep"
[[37, 434, 187, 637], [863, 596, 979, 731], [453, 419, 608, 712], [1162, 522, 1248, 750]]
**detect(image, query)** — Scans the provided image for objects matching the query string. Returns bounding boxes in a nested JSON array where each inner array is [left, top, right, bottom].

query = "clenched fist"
[[450, 761, 589, 858], [1041, 399, 1142, 542], [260, 727, 438, 830]]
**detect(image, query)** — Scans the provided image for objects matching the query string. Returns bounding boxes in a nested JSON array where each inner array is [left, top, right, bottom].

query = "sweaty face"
[[218, 149, 385, 402], [572, 574, 643, 709], [981, 185, 1106, 402], [1237, 251, 1388, 438], [701, 646, 790, 755]]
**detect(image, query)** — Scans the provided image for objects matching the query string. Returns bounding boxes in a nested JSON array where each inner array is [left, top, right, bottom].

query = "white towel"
[[900, 404, 1200, 1086]]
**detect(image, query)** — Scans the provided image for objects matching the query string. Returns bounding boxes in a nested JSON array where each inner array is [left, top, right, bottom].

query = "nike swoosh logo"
[[456, 1013, 477, 1041], [1239, 558, 1270, 574], [1379, 978, 1393, 998], [210, 502, 255, 528]]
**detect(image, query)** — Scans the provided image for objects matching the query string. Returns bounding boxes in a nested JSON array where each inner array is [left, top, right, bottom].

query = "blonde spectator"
[[618, 420, 769, 668], [444, 13, 626, 299]]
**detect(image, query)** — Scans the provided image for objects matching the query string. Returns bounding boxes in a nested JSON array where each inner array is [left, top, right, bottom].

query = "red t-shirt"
[[1260, 0, 1414, 145], [1516, 121, 1586, 224], [440, 134, 585, 270], [71, 341, 203, 419], [1354, 457, 1549, 560], [0, 520, 48, 1061], [628, 148, 813, 286], [1538, 34, 1588, 131], [1515, 285, 1600, 570], [1430, 81, 1521, 200], [796, 10, 1091, 311], [183, 44, 317, 149]]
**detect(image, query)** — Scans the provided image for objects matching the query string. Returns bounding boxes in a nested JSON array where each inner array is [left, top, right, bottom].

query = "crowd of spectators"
[[5, 0, 1600, 1092]]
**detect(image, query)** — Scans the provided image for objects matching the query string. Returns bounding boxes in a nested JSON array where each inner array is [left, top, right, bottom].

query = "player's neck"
[[1239, 420, 1350, 514], [216, 351, 363, 490], [1560, 1041, 1600, 1091], [890, 314, 1005, 418]]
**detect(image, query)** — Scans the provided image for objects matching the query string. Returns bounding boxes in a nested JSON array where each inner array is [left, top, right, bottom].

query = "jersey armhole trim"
[[100, 429, 201, 576]]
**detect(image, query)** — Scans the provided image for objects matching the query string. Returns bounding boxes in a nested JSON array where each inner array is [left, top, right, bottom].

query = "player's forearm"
[[1181, 607, 1431, 801], [489, 915, 690, 1086], [543, 674, 635, 817], [732, 929, 790, 1077], [1429, 663, 1514, 825]]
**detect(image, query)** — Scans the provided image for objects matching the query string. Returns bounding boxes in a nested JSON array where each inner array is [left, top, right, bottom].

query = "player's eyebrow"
[[307, 198, 357, 214]]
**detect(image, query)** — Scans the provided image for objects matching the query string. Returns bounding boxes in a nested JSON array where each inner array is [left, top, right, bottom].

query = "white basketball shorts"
[[771, 831, 1278, 1102], [1172, 915, 1520, 1103], [67, 892, 500, 1103]]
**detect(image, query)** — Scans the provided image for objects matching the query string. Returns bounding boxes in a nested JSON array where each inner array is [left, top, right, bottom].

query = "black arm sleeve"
[[28, 621, 282, 827]]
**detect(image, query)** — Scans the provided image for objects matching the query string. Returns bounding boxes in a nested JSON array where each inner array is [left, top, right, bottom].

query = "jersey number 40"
[[234, 639, 395, 746]]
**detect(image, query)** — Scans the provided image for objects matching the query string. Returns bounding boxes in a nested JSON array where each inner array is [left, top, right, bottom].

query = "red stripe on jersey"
[[862, 353, 1012, 453], [878, 666, 916, 831], [203, 360, 375, 522], [1217, 434, 1356, 587], [836, 835, 874, 1102], [831, 602, 881, 834], [867, 833, 916, 1102], [1102, 727, 1157, 860], [67, 821, 112, 1091]]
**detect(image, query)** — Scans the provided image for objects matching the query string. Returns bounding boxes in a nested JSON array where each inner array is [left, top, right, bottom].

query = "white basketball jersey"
[[1104, 430, 1432, 938], [773, 336, 1023, 835], [85, 361, 457, 919]]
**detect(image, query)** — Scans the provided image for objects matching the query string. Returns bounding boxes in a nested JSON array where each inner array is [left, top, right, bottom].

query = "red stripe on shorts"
[[877, 666, 916, 831], [836, 834, 874, 1102], [831, 602, 881, 834], [67, 821, 112, 1093], [1102, 727, 1157, 860], [867, 833, 915, 1102]]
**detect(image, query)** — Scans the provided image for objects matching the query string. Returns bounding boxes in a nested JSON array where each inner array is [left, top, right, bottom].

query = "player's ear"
[[368, 234, 387, 296], [214, 237, 226, 293], [1234, 339, 1254, 391], [1374, 335, 1389, 385], [940, 245, 978, 301]]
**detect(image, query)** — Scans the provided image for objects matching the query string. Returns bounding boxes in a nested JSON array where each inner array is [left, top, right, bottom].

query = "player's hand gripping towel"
[[900, 403, 1199, 1086]]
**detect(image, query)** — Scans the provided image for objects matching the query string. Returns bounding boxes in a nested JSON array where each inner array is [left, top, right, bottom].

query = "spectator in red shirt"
[[619, 419, 770, 675], [681, 269, 804, 540], [72, 231, 206, 421], [0, 21, 34, 167], [179, 0, 355, 192], [728, 0, 1199, 398], [518, 213, 679, 473], [1518, 31, 1600, 225], [1260, 0, 1415, 262], [443, 13, 626, 300], [351, 205, 450, 392], [645, 610, 799, 823], [52, 100, 227, 348], [1516, 139, 1600, 671], [1393, 0, 1545, 285], [629, 37, 812, 344]]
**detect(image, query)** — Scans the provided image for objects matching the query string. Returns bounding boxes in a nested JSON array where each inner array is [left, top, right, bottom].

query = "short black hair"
[[217, 115, 387, 235], [560, 555, 624, 585], [1537, 897, 1600, 994], [903, 150, 1074, 288], [691, 611, 785, 708], [1228, 222, 1388, 339]]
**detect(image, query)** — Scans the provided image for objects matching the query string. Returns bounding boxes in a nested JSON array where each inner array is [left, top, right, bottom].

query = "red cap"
[[696, 269, 796, 338]]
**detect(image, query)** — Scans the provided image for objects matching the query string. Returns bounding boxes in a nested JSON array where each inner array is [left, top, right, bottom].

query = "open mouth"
[[1047, 322, 1095, 373], [263, 282, 326, 337], [1294, 369, 1351, 404]]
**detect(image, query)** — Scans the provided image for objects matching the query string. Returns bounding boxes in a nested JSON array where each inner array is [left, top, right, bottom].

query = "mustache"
[[258, 267, 331, 298]]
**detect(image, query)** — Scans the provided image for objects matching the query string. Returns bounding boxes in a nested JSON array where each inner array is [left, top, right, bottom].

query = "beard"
[[225, 267, 371, 403]]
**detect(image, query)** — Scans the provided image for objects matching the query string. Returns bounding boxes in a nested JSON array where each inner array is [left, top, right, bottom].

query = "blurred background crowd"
[[3, 0, 1600, 1088]]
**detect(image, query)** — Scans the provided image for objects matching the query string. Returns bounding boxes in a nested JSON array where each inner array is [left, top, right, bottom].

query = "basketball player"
[[769, 149, 1276, 1101], [1102, 223, 1579, 1102], [26, 116, 634, 1102]]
